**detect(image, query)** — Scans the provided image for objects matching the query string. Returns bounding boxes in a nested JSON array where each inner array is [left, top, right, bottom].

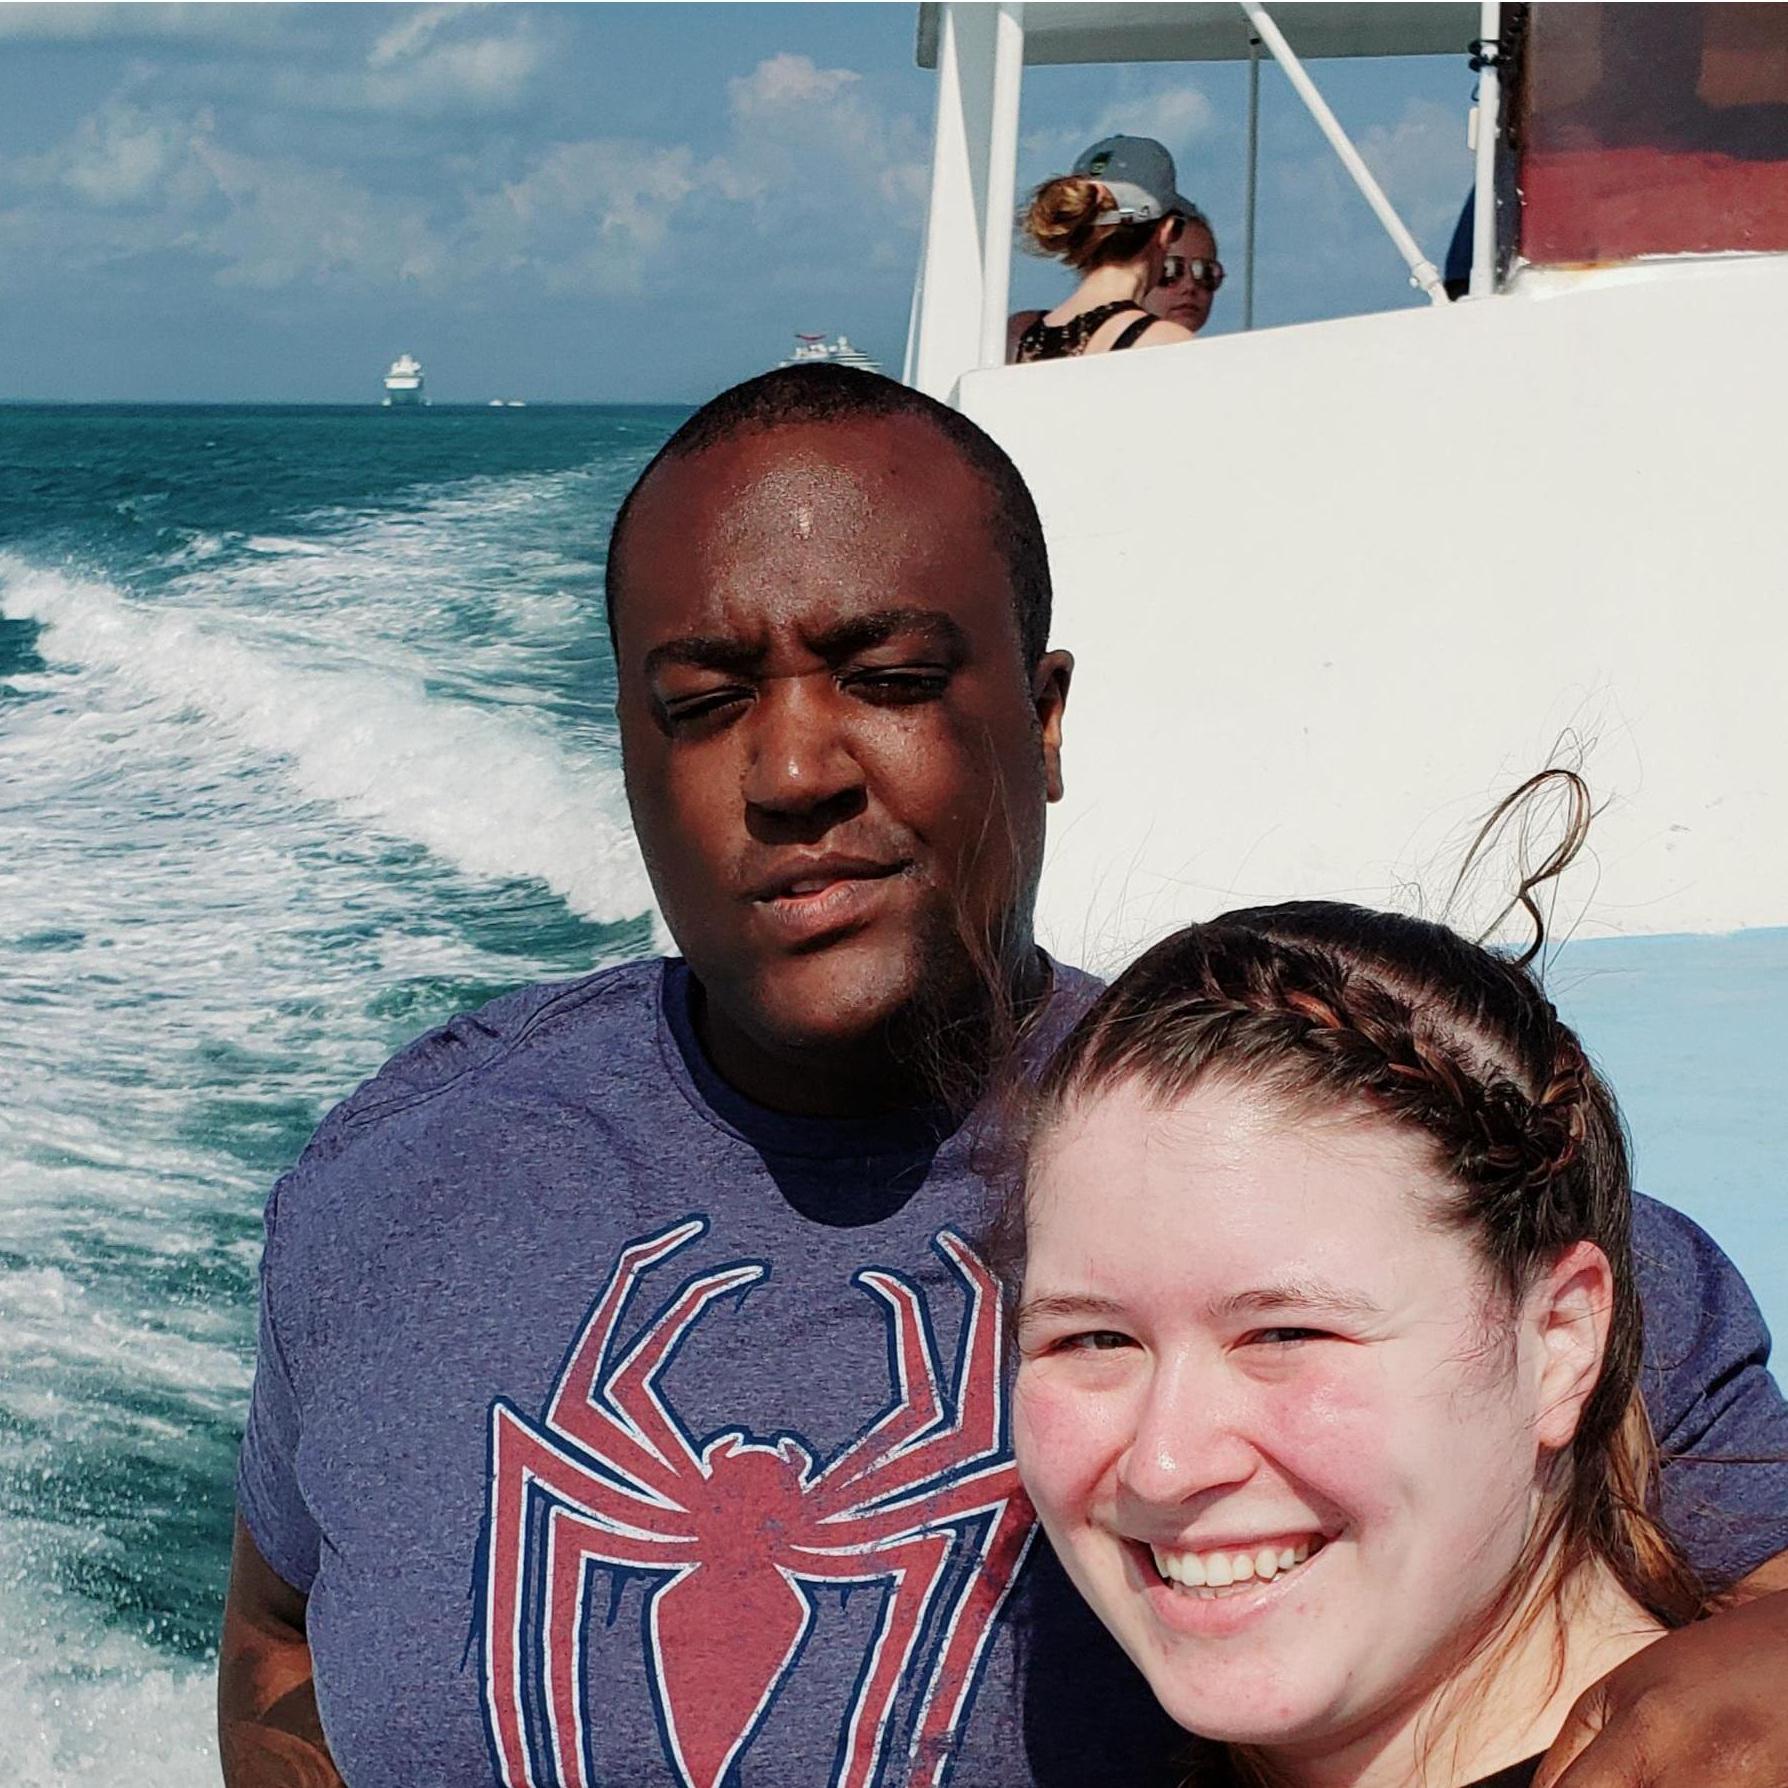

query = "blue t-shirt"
[[238, 959, 1788, 1787]]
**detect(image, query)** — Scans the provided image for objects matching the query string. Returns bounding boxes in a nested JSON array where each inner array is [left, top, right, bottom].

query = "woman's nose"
[[1115, 1360, 1258, 1512]]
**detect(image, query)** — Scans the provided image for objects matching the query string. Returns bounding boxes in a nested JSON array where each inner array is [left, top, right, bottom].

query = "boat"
[[906, 1, 1788, 960], [382, 354, 426, 407], [778, 333, 883, 374], [901, 0, 1788, 1333]]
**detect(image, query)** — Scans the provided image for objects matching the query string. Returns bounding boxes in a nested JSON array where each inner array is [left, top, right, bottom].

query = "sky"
[[0, 2, 1478, 403]]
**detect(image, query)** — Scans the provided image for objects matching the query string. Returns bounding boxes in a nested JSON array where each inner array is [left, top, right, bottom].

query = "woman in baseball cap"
[[1009, 136, 1199, 363]]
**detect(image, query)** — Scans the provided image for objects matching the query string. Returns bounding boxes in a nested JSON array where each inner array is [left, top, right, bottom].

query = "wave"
[[0, 553, 653, 925], [1, 1617, 215, 1788]]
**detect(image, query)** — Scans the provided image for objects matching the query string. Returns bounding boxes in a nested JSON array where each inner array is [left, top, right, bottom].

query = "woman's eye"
[[1058, 1329, 1134, 1354]]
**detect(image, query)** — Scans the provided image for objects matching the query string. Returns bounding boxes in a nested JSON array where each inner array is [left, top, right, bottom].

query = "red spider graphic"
[[480, 1218, 1037, 1788]]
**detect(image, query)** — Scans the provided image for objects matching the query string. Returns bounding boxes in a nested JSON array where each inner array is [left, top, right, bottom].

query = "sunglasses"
[[1160, 255, 1225, 292]]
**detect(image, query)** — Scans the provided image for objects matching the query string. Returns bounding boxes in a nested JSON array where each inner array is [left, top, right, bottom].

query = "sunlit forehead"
[[1026, 1074, 1477, 1323]]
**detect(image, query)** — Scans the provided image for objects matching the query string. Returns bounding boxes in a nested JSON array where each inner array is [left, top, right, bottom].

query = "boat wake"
[[0, 553, 652, 923]]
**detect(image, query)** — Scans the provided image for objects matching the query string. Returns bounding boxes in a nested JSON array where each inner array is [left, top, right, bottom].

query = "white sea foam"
[[1, 1523, 217, 1788], [2, 453, 661, 1774], [0, 554, 652, 923]]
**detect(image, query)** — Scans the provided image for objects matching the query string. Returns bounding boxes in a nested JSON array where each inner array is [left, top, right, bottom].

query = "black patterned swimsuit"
[[1015, 300, 1156, 362]]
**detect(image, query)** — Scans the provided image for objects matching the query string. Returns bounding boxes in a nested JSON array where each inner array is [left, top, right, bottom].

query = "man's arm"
[[218, 1516, 343, 1788], [1533, 1553, 1788, 1787]]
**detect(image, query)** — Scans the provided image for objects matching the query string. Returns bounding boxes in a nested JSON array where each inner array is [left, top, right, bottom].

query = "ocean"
[[2, 404, 1782, 1785], [0, 403, 672, 1781]]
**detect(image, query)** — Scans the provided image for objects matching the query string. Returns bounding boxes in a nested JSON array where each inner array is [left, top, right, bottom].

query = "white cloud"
[[0, 44, 927, 305], [354, 13, 542, 116], [1088, 87, 1216, 154], [1021, 80, 1216, 180], [729, 51, 861, 118], [1352, 98, 1472, 244], [723, 53, 928, 222], [2, 100, 444, 290], [464, 139, 700, 295], [0, 4, 304, 45], [189, 139, 446, 287], [1276, 96, 1469, 276], [457, 51, 931, 296], [367, 4, 482, 69], [36, 105, 187, 205]]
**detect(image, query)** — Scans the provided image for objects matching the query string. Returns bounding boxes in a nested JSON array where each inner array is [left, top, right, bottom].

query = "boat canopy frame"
[[906, 1, 1495, 399]]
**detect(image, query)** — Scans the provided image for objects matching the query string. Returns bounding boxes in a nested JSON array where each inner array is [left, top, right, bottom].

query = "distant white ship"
[[777, 333, 882, 374], [487, 399, 528, 408], [382, 354, 426, 406]]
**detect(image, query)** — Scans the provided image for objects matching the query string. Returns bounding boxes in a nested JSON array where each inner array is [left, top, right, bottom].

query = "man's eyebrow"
[[642, 635, 762, 679], [1212, 1278, 1383, 1320], [1014, 1292, 1129, 1330], [809, 608, 970, 660]]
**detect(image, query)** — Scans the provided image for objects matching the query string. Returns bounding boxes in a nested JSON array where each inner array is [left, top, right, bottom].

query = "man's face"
[[613, 414, 1071, 1062], [1145, 220, 1221, 334]]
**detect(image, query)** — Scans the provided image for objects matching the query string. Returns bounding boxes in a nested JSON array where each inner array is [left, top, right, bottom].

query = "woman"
[[1142, 209, 1225, 336], [1008, 817, 1708, 1787], [1008, 135, 1198, 363]]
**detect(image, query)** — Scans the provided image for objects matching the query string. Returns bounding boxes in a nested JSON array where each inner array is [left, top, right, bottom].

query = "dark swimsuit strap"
[[1109, 312, 1157, 351], [1015, 300, 1153, 362]]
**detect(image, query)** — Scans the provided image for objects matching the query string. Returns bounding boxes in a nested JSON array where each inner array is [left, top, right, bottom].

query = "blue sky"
[[0, 3, 1476, 403]]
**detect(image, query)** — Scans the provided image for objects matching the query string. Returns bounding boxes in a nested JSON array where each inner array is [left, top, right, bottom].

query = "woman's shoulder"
[[1091, 309, 1194, 354]]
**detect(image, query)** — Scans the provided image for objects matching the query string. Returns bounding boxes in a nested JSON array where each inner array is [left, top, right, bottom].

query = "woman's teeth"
[[1149, 1537, 1322, 1597]]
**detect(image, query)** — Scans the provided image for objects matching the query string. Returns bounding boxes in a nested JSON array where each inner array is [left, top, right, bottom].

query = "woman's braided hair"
[[1016, 779, 1707, 1630]]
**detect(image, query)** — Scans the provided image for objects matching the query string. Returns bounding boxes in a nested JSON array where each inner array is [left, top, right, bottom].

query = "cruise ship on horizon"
[[382, 353, 426, 406], [777, 333, 882, 374]]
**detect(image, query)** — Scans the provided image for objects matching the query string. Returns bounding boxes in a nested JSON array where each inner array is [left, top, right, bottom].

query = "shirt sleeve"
[[235, 1174, 322, 1596], [1633, 1193, 1788, 1586]]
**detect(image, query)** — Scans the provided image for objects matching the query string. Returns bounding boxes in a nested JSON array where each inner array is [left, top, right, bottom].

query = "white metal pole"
[[1239, 0, 1447, 305], [977, 2, 1026, 370], [1243, 30, 1260, 331], [1469, 0, 1501, 298]]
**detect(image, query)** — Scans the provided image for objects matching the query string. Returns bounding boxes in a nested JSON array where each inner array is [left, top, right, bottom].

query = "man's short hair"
[[605, 366, 1053, 666]]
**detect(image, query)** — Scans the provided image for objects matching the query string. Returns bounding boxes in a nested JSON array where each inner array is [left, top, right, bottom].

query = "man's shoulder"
[[281, 957, 666, 1187], [1036, 952, 1103, 1041]]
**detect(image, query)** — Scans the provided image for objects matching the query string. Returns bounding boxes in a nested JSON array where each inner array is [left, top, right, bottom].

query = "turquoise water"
[[2, 407, 1782, 1784], [1, 404, 675, 1781]]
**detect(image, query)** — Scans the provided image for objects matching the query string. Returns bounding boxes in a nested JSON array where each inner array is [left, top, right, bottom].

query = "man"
[[221, 366, 1788, 1787]]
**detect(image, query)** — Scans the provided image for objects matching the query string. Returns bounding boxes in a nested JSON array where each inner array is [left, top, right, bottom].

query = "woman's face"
[[1148, 219, 1221, 333], [1013, 1075, 1558, 1755]]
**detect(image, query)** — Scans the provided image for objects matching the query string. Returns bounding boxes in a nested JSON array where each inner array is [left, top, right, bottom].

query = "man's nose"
[[742, 677, 866, 829], [1115, 1356, 1258, 1513]]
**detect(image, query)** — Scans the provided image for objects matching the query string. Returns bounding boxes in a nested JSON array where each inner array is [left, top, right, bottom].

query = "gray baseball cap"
[[1072, 135, 1198, 226]]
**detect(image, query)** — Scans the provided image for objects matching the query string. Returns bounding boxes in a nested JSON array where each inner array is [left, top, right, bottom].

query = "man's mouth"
[[748, 855, 913, 942], [1145, 1533, 1328, 1601], [751, 854, 910, 902]]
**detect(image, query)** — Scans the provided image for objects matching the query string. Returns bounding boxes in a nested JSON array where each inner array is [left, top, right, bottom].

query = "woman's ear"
[[1526, 1240, 1615, 1453]]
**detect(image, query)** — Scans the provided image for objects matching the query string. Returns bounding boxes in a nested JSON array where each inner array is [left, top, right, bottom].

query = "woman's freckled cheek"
[[1255, 1356, 1397, 1510], [1016, 1376, 1120, 1505]]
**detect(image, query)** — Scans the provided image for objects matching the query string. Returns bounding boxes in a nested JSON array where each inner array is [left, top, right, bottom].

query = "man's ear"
[[1527, 1240, 1616, 1454], [1033, 649, 1073, 804]]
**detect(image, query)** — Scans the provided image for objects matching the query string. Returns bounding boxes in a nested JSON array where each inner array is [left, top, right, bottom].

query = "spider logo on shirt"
[[478, 1218, 1036, 1788]]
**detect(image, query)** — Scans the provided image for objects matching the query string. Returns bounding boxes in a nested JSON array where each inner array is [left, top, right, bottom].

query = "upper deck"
[[904, 2, 1788, 958]]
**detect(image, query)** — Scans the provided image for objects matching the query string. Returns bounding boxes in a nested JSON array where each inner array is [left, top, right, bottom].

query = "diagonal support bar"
[[1240, 0, 1447, 306]]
